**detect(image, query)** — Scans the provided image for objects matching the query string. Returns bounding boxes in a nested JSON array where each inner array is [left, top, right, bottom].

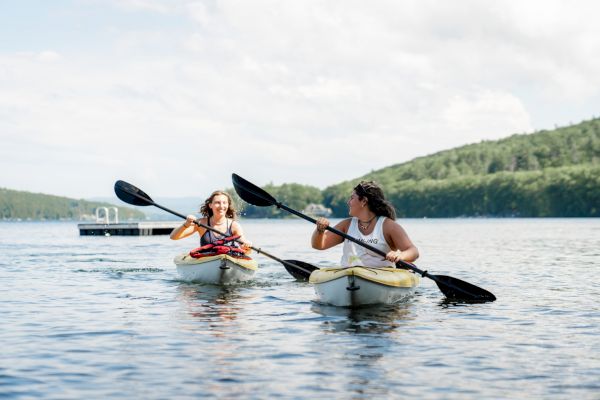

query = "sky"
[[1, 0, 599, 200]]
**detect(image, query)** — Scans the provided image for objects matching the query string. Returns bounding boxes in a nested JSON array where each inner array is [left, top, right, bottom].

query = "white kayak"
[[309, 266, 420, 307], [174, 253, 258, 284]]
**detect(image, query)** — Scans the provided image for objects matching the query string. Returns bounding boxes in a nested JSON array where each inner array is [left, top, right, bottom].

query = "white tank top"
[[341, 217, 394, 268]]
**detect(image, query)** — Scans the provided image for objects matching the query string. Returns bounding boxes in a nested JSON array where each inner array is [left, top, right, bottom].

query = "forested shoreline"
[[244, 118, 600, 218], [3, 118, 599, 220], [0, 188, 145, 221]]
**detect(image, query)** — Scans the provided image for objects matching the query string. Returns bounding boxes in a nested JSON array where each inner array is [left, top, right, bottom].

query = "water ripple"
[[0, 220, 599, 399]]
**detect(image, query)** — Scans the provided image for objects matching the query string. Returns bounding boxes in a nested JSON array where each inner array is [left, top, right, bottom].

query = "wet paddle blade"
[[114, 180, 155, 207], [232, 173, 277, 207], [433, 275, 496, 302], [283, 259, 320, 281]]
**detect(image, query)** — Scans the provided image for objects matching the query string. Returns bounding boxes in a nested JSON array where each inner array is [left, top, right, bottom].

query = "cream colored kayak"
[[309, 266, 420, 307], [174, 254, 258, 284]]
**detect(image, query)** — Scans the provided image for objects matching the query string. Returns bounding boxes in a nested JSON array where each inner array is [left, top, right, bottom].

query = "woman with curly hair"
[[170, 190, 252, 253]]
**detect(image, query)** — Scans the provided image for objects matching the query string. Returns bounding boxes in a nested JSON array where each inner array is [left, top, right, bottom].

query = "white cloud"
[[107, 0, 175, 14], [442, 90, 532, 142], [38, 51, 62, 62], [1, 0, 600, 198]]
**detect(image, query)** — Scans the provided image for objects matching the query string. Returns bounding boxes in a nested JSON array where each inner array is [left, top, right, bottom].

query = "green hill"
[[0, 188, 146, 221], [229, 183, 323, 218], [323, 118, 600, 217]]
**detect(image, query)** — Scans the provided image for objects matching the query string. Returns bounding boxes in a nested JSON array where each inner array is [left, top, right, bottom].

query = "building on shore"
[[302, 203, 332, 217]]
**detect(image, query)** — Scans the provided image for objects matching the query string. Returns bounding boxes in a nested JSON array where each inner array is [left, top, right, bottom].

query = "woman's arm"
[[311, 218, 348, 250], [170, 215, 201, 240], [231, 221, 252, 253], [383, 219, 419, 263]]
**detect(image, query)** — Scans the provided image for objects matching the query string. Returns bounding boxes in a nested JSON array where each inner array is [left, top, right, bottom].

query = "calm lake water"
[[1, 219, 599, 399]]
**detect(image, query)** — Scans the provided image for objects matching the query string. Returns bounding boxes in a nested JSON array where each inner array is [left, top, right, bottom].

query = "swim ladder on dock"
[[78, 207, 180, 236]]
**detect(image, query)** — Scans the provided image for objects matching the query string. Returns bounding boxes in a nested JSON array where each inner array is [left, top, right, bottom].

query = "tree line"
[[241, 117, 600, 218], [229, 183, 323, 218], [3, 118, 599, 220], [0, 188, 145, 221], [383, 165, 599, 217]]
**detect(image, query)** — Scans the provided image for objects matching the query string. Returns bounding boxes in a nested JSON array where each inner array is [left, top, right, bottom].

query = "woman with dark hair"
[[170, 190, 252, 253], [311, 181, 418, 267]]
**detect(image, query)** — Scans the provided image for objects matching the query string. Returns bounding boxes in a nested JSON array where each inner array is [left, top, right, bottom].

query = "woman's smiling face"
[[347, 191, 365, 216], [209, 194, 229, 216]]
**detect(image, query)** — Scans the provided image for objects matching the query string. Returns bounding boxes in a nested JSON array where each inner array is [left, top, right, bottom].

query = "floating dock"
[[78, 221, 181, 236]]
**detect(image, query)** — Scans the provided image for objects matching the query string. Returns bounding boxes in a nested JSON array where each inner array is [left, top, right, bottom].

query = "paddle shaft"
[[275, 202, 431, 277], [130, 193, 299, 270]]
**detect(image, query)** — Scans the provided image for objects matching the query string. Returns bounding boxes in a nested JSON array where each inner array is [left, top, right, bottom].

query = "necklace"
[[208, 218, 228, 242], [211, 217, 227, 226], [358, 216, 376, 230]]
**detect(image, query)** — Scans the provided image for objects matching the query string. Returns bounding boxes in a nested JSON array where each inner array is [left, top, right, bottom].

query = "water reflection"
[[311, 302, 415, 334], [438, 299, 482, 308], [310, 302, 417, 398], [176, 283, 247, 329], [175, 283, 252, 392]]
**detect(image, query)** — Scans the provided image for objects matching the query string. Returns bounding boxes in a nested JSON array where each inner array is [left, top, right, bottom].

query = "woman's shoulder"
[[382, 217, 406, 234], [381, 216, 399, 228], [198, 216, 209, 224], [335, 218, 353, 230], [230, 219, 243, 230]]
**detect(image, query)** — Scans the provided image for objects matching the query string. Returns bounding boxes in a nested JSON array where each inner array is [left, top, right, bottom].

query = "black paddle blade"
[[231, 173, 277, 207], [114, 180, 154, 207], [432, 274, 496, 302], [282, 259, 320, 281]]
